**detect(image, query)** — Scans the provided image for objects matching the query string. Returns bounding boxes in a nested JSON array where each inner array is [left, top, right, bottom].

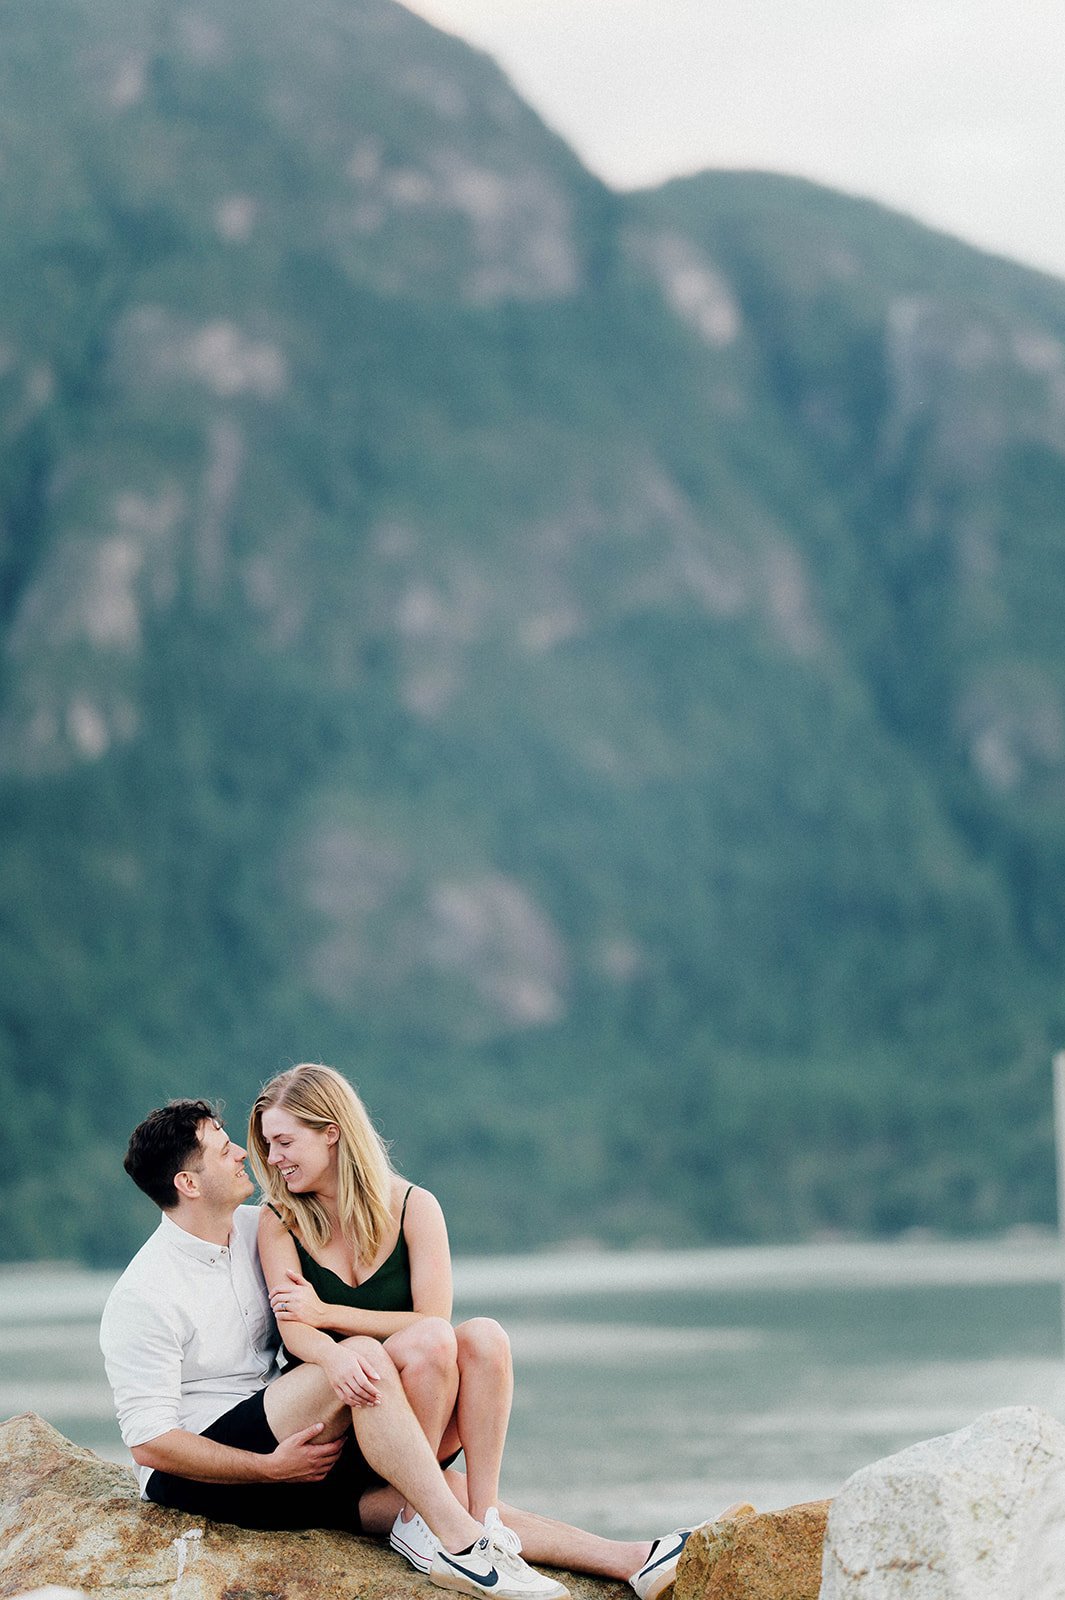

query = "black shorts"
[[145, 1388, 382, 1532]]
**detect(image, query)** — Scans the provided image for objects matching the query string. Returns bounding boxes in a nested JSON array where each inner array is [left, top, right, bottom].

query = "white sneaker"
[[481, 1507, 523, 1559], [629, 1529, 693, 1600], [429, 1509, 570, 1600], [390, 1508, 441, 1574], [629, 1506, 755, 1600]]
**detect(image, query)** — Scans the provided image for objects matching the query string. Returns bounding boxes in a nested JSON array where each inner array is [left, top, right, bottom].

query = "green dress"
[[290, 1184, 415, 1322]]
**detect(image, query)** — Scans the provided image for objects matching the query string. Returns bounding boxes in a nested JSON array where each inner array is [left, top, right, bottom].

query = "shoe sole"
[[390, 1534, 435, 1574], [429, 1570, 569, 1600], [639, 1568, 681, 1600]]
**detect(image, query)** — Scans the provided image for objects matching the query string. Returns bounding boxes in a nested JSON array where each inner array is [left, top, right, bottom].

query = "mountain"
[[3, 0, 1065, 1263]]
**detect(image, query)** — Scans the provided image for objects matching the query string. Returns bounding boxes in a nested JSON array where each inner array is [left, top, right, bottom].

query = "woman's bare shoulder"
[[396, 1180, 447, 1233], [258, 1200, 287, 1237]]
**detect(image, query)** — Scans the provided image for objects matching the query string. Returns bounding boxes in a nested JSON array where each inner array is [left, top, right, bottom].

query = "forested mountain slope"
[[2, 0, 1065, 1260]]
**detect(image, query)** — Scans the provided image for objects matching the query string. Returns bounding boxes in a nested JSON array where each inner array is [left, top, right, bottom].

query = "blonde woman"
[[249, 1064, 747, 1598], [251, 1063, 516, 1574]]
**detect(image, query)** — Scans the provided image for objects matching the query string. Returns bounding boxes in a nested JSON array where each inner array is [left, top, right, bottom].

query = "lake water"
[[3, 1237, 1065, 1539]]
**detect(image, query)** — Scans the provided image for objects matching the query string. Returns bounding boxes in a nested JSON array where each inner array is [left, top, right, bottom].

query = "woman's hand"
[[320, 1343, 382, 1407], [270, 1269, 328, 1329]]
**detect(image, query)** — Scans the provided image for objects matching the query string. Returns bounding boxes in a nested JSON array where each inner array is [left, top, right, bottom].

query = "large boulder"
[[677, 1500, 829, 1600], [1012, 1456, 1065, 1600], [820, 1405, 1065, 1600], [0, 1413, 624, 1600], [0, 1413, 824, 1600]]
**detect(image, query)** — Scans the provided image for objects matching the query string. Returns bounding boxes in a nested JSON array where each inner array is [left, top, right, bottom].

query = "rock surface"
[[11, 1591, 87, 1600], [678, 1500, 829, 1600], [1011, 1457, 1065, 1600], [820, 1404, 1065, 1600], [0, 1413, 625, 1600], [0, 1413, 819, 1600]]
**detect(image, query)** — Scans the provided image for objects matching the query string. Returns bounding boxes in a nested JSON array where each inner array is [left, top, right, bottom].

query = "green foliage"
[[1, 1, 1065, 1261]]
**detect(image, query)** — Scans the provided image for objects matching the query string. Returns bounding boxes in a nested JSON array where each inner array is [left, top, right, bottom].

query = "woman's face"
[[259, 1104, 338, 1195]]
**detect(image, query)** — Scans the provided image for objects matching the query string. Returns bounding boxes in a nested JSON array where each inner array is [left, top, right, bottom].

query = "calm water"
[[3, 1238, 1064, 1539]]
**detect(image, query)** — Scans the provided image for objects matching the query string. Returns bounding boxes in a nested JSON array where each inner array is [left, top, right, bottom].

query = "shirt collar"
[[158, 1209, 232, 1264]]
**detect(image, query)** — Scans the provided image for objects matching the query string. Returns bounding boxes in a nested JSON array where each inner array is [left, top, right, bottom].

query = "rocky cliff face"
[[3, 0, 1065, 1260]]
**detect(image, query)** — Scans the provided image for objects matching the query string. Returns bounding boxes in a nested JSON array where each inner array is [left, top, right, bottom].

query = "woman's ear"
[[325, 1123, 340, 1147]]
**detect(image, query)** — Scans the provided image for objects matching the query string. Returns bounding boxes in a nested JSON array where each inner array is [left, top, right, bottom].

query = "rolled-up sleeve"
[[100, 1288, 185, 1449]]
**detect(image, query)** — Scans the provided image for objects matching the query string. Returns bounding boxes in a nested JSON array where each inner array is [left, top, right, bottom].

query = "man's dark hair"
[[124, 1099, 220, 1210]]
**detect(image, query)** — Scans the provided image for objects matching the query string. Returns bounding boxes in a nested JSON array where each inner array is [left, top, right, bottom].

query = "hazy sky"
[[405, 0, 1065, 283]]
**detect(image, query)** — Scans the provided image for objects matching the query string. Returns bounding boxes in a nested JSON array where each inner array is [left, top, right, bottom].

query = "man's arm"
[[101, 1272, 341, 1484], [132, 1422, 343, 1483]]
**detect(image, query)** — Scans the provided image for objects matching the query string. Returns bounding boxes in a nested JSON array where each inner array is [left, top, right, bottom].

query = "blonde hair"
[[248, 1063, 395, 1261]]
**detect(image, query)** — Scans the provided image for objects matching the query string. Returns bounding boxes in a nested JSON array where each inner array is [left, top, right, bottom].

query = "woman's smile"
[[260, 1103, 338, 1193]]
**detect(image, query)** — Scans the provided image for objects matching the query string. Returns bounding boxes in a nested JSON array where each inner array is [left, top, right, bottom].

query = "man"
[[101, 1101, 745, 1600]]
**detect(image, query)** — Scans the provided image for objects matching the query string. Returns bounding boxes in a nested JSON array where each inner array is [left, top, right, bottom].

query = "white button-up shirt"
[[100, 1204, 282, 1493]]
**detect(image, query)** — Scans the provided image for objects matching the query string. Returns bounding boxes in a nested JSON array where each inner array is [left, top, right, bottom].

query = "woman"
[[250, 1062, 516, 1575]]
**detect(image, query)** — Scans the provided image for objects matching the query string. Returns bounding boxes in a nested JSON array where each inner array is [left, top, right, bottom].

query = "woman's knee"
[[456, 1316, 511, 1373], [387, 1316, 458, 1375]]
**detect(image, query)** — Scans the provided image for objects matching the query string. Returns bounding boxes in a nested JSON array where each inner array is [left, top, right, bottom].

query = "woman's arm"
[[405, 1185, 454, 1319], [257, 1206, 382, 1404]]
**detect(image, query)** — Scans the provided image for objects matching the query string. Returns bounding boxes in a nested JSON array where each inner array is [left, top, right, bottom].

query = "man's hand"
[[265, 1421, 345, 1482]]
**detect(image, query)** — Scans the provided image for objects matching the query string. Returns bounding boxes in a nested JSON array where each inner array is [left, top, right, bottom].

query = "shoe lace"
[[412, 1513, 439, 1546], [482, 1507, 525, 1569]]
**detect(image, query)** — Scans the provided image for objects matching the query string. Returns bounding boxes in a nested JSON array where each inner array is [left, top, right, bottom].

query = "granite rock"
[[1011, 1457, 1065, 1600], [0, 1413, 625, 1600], [820, 1404, 1065, 1600], [677, 1500, 828, 1600], [9, 1591, 87, 1600]]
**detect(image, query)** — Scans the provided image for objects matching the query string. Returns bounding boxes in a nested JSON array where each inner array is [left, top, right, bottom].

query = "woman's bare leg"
[[448, 1317, 513, 1522], [385, 1317, 460, 1519], [265, 1338, 483, 1554], [386, 1317, 514, 1523]]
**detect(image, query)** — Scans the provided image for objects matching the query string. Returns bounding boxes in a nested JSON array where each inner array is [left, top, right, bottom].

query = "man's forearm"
[[132, 1428, 278, 1484]]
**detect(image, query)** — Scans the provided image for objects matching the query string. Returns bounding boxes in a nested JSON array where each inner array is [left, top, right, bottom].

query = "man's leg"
[[358, 1470, 652, 1581]]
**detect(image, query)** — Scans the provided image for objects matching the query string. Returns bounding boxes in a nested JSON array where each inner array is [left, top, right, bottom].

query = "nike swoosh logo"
[[644, 1540, 686, 1574], [441, 1556, 500, 1587]]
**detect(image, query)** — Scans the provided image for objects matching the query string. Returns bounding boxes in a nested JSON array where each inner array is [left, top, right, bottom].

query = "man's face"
[[186, 1118, 255, 1208]]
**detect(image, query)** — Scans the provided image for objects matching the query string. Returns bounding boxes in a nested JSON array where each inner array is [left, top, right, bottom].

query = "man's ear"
[[173, 1168, 201, 1201]]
